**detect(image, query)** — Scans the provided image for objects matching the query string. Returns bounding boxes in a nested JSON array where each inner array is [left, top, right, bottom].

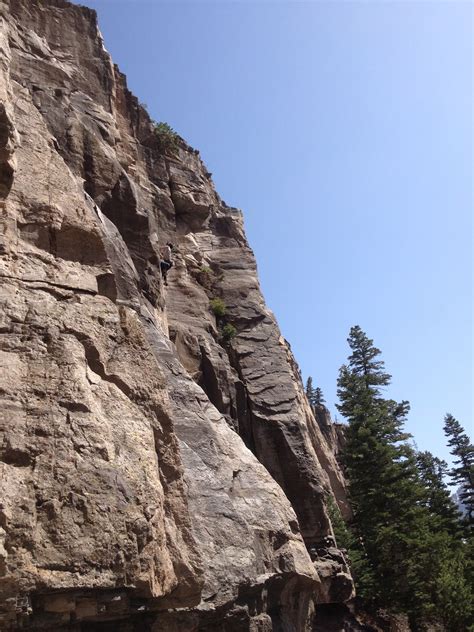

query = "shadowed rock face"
[[0, 0, 353, 629]]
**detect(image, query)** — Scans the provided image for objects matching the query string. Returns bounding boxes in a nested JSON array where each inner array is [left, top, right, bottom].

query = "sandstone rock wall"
[[0, 1, 353, 629]]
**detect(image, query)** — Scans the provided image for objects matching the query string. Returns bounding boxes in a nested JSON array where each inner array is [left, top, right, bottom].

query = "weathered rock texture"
[[0, 1, 354, 629]]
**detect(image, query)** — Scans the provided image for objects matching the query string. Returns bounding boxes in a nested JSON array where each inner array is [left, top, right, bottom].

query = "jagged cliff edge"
[[0, 1, 359, 629]]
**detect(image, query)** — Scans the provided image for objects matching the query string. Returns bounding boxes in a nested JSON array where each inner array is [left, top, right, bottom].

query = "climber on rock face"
[[160, 242, 174, 286]]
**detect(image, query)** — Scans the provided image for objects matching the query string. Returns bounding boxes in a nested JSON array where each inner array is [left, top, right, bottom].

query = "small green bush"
[[200, 266, 212, 274], [221, 323, 237, 341], [153, 121, 179, 153], [210, 297, 226, 317]]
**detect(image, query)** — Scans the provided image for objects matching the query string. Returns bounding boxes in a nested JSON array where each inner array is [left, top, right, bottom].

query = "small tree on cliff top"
[[306, 376, 325, 407], [153, 121, 179, 154]]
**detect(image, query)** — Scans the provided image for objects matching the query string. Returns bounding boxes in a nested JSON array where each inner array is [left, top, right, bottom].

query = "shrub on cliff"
[[221, 323, 237, 342], [196, 266, 214, 291], [210, 297, 226, 317], [153, 121, 179, 153]]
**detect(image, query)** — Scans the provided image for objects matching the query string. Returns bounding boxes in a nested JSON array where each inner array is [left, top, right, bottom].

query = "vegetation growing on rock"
[[209, 299, 237, 343], [221, 323, 237, 342], [209, 297, 226, 317], [153, 121, 179, 153]]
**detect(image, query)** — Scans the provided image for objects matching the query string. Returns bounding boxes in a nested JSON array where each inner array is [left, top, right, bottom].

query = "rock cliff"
[[0, 1, 356, 629]]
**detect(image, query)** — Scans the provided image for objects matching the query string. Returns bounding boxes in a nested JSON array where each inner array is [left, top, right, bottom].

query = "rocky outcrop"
[[0, 0, 353, 629], [312, 407, 350, 521]]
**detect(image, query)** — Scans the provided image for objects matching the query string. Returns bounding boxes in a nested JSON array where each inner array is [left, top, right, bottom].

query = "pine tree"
[[314, 387, 325, 406], [435, 543, 474, 632], [443, 414, 474, 528], [416, 450, 462, 536], [337, 326, 446, 624], [306, 376, 325, 407], [414, 440, 474, 630], [326, 495, 376, 600]]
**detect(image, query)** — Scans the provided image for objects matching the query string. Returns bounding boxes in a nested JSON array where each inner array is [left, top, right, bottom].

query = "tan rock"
[[0, 1, 354, 630]]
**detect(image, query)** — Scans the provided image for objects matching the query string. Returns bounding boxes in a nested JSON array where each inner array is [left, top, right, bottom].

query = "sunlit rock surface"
[[0, 1, 355, 629]]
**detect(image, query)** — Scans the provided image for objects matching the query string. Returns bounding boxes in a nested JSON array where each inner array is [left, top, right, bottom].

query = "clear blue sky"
[[78, 0, 472, 464]]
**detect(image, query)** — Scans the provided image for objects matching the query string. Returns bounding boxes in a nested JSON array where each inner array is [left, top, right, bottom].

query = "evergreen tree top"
[[314, 387, 325, 406], [443, 413, 473, 527], [337, 326, 394, 420], [443, 414, 473, 475], [306, 376, 326, 408], [346, 326, 391, 386], [416, 450, 462, 536]]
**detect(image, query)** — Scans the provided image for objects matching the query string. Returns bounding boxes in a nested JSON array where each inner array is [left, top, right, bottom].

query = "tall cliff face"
[[0, 1, 354, 629]]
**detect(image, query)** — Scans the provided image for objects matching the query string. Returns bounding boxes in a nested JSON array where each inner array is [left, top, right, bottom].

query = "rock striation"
[[0, 0, 354, 629]]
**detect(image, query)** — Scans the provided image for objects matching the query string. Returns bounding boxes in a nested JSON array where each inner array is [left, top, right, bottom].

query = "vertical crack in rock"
[[0, 102, 15, 199]]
